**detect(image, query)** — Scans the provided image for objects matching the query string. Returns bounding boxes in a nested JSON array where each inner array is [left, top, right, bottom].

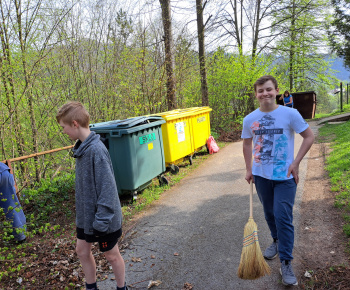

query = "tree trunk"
[[0, 8, 26, 164], [196, 0, 209, 106], [159, 0, 176, 110], [15, 0, 40, 182], [252, 0, 261, 59], [289, 0, 296, 91]]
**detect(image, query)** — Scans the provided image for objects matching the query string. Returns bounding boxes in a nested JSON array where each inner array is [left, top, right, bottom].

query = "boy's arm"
[[287, 127, 315, 184], [243, 138, 253, 184]]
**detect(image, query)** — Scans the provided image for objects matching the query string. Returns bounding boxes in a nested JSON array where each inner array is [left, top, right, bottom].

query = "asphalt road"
[[99, 132, 309, 290]]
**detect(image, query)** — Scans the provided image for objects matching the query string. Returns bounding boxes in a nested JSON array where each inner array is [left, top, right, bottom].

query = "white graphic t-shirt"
[[241, 105, 309, 180]]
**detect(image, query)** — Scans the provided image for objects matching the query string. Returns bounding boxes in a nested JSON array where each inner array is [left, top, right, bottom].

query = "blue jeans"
[[0, 169, 26, 241], [253, 175, 297, 261]]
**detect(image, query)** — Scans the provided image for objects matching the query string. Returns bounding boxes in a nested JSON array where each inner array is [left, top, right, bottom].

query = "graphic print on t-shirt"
[[250, 114, 289, 179]]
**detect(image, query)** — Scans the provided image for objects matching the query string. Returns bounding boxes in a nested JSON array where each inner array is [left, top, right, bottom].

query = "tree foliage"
[[329, 0, 350, 69], [0, 0, 343, 188], [271, 0, 334, 91], [207, 49, 274, 130]]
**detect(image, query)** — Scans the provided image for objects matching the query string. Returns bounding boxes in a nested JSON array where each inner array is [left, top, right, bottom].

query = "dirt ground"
[[295, 137, 350, 289]]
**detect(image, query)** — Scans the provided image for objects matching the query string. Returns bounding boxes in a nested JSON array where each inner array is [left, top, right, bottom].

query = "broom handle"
[[250, 181, 254, 218]]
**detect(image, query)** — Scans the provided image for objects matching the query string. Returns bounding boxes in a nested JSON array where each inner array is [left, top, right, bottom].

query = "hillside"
[[328, 56, 350, 81]]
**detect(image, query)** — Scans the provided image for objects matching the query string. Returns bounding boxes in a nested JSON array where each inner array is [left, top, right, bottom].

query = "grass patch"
[[318, 120, 350, 240], [314, 103, 350, 120]]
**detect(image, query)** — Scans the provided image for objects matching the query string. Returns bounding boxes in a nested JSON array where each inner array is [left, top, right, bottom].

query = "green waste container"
[[90, 116, 167, 198]]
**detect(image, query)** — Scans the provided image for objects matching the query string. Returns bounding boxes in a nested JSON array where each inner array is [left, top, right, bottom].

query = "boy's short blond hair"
[[254, 75, 278, 92], [56, 101, 90, 128]]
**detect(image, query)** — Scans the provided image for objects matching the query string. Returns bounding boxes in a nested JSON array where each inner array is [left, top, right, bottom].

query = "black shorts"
[[76, 227, 122, 252]]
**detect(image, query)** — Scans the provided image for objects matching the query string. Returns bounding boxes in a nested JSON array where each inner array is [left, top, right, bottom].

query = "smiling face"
[[255, 80, 279, 111]]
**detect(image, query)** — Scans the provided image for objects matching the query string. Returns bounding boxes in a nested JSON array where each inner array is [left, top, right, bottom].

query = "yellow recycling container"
[[187, 107, 212, 152], [152, 106, 212, 173]]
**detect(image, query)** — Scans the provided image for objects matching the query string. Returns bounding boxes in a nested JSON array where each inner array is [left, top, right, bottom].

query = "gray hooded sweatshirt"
[[73, 131, 122, 235]]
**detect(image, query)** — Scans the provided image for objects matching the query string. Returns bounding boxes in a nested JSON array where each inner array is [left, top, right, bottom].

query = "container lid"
[[89, 120, 122, 129], [152, 106, 212, 121], [90, 116, 165, 137]]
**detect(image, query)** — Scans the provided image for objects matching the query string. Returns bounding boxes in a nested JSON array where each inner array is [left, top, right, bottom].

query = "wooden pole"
[[340, 82, 343, 112], [1, 145, 74, 200], [1, 145, 74, 163]]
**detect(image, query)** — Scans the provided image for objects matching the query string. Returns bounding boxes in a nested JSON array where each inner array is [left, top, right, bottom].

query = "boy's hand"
[[287, 162, 299, 184], [245, 170, 253, 184], [93, 229, 107, 237], [290, 127, 314, 185]]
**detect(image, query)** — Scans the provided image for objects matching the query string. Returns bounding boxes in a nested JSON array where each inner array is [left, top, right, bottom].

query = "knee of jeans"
[[274, 213, 293, 227], [265, 214, 275, 223]]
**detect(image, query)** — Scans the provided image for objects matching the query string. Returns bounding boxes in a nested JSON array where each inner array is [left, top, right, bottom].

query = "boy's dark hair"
[[254, 75, 278, 91], [56, 101, 90, 128]]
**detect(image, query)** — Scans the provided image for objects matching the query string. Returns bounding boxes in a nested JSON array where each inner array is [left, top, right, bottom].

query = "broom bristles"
[[237, 217, 271, 280]]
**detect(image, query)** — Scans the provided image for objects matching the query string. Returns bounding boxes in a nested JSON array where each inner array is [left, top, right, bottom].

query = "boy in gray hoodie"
[[56, 101, 127, 290]]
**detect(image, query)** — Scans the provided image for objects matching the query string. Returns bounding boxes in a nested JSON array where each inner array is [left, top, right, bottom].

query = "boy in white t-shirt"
[[241, 75, 314, 286]]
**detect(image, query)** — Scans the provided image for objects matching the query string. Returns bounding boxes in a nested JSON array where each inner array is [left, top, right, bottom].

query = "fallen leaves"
[[299, 265, 350, 288], [182, 282, 194, 290], [131, 257, 142, 263], [0, 224, 109, 288]]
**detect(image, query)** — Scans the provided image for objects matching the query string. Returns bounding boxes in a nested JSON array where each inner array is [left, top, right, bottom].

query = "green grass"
[[318, 120, 350, 238], [314, 103, 350, 120]]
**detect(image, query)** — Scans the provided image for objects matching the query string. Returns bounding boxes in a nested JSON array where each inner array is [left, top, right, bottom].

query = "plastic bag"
[[207, 135, 219, 154]]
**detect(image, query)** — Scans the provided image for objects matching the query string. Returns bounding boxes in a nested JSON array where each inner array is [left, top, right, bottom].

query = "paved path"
[[316, 112, 350, 125], [99, 131, 310, 289]]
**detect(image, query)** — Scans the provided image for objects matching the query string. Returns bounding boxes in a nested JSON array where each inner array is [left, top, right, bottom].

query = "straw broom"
[[237, 182, 271, 280]]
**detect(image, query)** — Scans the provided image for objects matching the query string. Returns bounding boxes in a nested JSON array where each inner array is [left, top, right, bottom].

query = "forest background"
[[0, 0, 348, 189]]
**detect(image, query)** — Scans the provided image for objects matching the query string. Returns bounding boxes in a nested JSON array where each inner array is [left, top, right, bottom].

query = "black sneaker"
[[117, 283, 128, 290]]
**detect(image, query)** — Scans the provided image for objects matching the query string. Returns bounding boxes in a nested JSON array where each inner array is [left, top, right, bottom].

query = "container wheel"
[[132, 191, 138, 201], [205, 143, 209, 153], [170, 164, 180, 174], [189, 155, 193, 165], [158, 175, 169, 186]]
